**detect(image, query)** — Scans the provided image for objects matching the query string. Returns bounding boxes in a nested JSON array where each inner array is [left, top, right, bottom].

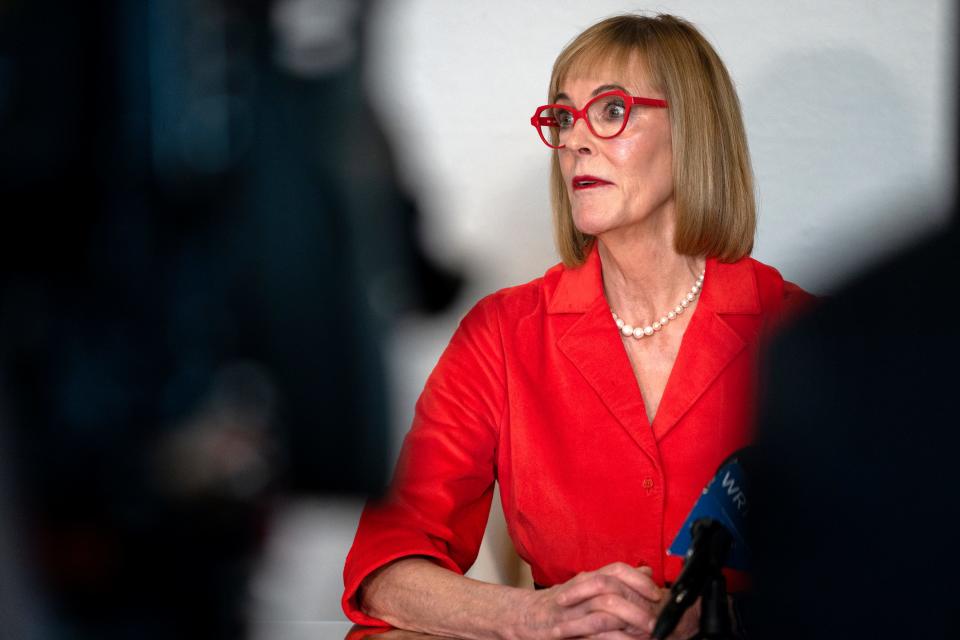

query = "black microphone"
[[652, 449, 752, 640], [652, 519, 733, 639]]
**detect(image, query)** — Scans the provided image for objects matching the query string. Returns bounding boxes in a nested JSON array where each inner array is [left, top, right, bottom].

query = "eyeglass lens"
[[539, 94, 631, 146]]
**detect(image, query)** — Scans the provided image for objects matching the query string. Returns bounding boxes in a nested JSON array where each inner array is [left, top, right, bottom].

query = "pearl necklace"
[[610, 270, 705, 340]]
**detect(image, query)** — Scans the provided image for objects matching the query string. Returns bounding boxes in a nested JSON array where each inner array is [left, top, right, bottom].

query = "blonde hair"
[[548, 14, 755, 266]]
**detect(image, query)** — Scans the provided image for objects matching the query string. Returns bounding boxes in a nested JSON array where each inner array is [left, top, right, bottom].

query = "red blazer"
[[342, 245, 812, 625]]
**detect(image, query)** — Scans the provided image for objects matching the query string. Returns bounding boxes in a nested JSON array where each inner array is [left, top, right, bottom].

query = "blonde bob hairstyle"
[[549, 14, 755, 266]]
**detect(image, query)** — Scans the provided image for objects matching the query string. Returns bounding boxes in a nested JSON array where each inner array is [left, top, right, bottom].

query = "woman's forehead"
[[555, 56, 656, 100]]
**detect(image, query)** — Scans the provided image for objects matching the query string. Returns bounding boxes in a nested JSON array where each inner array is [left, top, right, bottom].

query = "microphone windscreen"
[[667, 447, 753, 571]]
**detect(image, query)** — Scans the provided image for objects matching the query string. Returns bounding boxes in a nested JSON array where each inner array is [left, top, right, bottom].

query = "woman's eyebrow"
[[552, 84, 628, 103], [591, 83, 627, 96]]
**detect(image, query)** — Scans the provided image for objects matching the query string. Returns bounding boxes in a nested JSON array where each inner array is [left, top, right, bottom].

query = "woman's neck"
[[598, 233, 705, 324]]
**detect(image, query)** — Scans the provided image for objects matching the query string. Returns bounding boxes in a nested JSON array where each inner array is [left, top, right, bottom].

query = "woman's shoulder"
[[465, 260, 566, 324], [741, 255, 817, 320]]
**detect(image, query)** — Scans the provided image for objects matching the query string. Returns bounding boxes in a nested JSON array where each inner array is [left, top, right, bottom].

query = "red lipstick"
[[572, 175, 613, 190]]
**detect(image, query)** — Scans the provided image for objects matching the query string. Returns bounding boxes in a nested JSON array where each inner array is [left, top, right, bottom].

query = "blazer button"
[[642, 478, 654, 489]]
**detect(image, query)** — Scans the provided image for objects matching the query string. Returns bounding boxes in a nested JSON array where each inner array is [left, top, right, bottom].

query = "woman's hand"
[[507, 562, 667, 639], [358, 557, 702, 640]]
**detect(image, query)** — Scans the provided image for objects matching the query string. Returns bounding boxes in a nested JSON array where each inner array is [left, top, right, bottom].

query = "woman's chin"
[[572, 212, 614, 237]]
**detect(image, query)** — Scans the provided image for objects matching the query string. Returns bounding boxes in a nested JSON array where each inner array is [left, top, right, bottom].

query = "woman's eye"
[[603, 101, 626, 120], [555, 110, 575, 128]]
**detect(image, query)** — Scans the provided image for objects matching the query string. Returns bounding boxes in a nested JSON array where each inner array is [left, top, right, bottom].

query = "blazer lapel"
[[550, 245, 662, 467], [557, 298, 662, 466], [651, 257, 762, 441]]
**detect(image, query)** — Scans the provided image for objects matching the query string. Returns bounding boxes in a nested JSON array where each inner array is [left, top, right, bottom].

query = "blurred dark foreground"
[[0, 1, 459, 637]]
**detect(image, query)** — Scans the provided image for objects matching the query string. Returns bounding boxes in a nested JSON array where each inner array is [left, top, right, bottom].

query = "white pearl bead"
[[609, 269, 702, 340]]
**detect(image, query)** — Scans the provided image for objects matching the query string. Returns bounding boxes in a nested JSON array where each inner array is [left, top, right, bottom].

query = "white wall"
[[251, 0, 955, 622], [366, 0, 954, 295]]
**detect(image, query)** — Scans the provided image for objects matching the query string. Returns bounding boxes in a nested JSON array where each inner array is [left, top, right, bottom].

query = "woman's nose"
[[564, 117, 595, 154]]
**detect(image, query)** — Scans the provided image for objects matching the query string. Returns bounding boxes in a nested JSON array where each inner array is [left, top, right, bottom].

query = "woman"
[[343, 14, 811, 639]]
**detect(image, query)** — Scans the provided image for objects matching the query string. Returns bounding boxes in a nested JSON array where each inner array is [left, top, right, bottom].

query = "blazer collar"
[[547, 242, 761, 317], [546, 242, 605, 314]]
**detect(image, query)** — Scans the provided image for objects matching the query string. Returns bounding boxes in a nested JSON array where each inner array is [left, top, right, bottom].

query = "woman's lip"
[[572, 175, 613, 190]]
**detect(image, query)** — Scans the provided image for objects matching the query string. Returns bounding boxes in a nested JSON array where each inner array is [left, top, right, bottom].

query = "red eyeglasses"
[[530, 90, 668, 149]]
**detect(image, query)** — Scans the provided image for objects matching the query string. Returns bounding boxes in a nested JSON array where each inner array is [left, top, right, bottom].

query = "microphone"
[[652, 448, 752, 640]]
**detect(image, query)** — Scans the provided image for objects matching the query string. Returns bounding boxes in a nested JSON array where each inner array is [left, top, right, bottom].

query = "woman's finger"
[[585, 631, 639, 640], [587, 629, 646, 640], [597, 562, 662, 602], [576, 592, 657, 635], [556, 573, 633, 607], [550, 610, 625, 638], [557, 564, 661, 607]]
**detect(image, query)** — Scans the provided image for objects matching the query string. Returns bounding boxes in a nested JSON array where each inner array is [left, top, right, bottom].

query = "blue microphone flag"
[[667, 454, 750, 571]]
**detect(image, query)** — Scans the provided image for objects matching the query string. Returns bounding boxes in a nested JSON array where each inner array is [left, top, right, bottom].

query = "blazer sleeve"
[[782, 280, 817, 318], [341, 294, 506, 625], [753, 260, 818, 334]]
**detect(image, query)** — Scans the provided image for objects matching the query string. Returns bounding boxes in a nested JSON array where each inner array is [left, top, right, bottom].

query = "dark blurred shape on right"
[[749, 217, 958, 638]]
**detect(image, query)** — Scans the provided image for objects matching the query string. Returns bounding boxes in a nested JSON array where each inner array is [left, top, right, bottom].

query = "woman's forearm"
[[359, 557, 531, 640]]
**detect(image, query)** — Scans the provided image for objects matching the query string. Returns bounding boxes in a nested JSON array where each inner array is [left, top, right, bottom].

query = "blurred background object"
[[0, 0, 459, 637]]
